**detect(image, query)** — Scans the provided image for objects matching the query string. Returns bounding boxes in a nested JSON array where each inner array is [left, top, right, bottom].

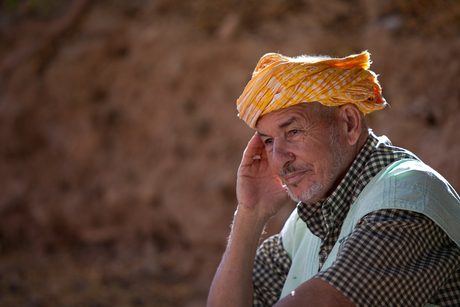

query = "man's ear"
[[337, 104, 362, 146]]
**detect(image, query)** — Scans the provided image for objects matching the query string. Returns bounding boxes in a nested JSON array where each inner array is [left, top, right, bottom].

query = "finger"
[[241, 133, 265, 164], [253, 133, 269, 161], [243, 133, 264, 156]]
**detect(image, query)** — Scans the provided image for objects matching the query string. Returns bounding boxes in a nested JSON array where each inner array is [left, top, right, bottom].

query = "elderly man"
[[207, 51, 460, 307]]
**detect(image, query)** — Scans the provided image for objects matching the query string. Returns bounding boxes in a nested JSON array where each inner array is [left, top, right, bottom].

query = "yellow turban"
[[236, 51, 388, 128]]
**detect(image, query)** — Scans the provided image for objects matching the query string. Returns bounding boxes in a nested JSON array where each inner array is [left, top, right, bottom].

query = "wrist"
[[231, 205, 270, 238]]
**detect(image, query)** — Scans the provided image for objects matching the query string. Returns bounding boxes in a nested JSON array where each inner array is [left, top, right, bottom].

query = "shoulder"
[[356, 159, 460, 246], [361, 159, 458, 206]]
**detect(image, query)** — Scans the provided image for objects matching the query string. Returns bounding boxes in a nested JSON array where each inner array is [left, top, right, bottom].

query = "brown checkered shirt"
[[252, 131, 460, 306]]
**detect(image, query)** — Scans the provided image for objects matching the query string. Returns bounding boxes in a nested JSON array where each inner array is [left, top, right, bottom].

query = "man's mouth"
[[282, 170, 307, 185], [281, 163, 313, 186]]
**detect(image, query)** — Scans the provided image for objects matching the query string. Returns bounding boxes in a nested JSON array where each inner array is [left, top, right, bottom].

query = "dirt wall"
[[0, 0, 459, 306]]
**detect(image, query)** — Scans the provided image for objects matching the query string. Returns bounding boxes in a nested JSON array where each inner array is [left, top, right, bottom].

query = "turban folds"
[[236, 51, 388, 128]]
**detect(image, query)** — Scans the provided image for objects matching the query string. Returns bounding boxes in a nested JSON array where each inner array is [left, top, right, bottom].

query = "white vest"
[[280, 159, 460, 306]]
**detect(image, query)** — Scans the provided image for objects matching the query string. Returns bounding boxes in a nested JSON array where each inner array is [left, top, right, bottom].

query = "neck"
[[355, 128, 370, 156]]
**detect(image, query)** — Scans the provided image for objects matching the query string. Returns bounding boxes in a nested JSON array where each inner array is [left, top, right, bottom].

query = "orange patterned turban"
[[236, 51, 388, 128]]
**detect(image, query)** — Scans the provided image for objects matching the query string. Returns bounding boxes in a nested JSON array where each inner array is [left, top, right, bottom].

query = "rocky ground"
[[0, 0, 459, 306]]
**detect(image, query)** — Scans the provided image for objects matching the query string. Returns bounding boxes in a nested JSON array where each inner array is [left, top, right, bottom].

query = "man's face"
[[256, 103, 352, 204]]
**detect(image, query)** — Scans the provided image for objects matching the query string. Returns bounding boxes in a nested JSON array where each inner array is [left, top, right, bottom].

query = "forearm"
[[273, 278, 354, 307], [207, 208, 268, 307]]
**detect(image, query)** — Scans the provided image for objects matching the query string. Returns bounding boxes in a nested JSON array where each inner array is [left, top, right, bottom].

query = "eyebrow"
[[279, 116, 299, 129], [257, 116, 300, 138]]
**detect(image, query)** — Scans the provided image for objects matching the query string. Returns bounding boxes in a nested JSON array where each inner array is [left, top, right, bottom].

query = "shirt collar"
[[320, 132, 379, 223]]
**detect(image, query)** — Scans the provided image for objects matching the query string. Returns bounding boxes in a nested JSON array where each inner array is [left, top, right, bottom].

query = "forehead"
[[256, 104, 318, 130]]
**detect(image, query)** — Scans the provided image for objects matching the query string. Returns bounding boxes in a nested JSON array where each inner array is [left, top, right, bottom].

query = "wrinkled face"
[[256, 103, 351, 204]]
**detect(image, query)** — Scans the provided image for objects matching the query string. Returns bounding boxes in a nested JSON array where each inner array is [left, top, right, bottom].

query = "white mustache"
[[280, 164, 309, 177]]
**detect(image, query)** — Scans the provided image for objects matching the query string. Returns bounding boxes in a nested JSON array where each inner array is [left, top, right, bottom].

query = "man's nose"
[[272, 139, 295, 167]]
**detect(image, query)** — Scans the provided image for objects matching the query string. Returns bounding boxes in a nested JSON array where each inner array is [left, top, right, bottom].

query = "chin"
[[286, 182, 325, 204]]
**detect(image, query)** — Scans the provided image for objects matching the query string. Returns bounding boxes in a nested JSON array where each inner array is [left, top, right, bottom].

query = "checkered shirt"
[[252, 131, 460, 306]]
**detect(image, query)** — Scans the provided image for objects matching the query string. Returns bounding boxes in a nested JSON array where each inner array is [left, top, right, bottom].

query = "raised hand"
[[236, 133, 291, 221]]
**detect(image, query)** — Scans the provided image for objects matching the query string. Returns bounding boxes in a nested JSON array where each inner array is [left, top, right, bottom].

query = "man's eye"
[[289, 129, 299, 136], [264, 138, 273, 145]]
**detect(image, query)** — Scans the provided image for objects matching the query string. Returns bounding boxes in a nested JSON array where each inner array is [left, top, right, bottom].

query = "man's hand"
[[208, 134, 355, 307], [208, 133, 291, 307], [236, 133, 291, 221]]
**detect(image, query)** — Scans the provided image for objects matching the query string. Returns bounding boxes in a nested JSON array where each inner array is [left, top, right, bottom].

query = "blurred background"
[[0, 0, 459, 306]]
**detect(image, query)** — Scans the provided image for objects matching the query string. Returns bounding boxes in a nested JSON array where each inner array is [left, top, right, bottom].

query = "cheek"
[[267, 156, 278, 173], [264, 152, 282, 175]]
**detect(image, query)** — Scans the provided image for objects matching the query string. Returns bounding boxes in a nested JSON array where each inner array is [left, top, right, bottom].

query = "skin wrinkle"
[[256, 102, 353, 205], [286, 123, 345, 203]]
